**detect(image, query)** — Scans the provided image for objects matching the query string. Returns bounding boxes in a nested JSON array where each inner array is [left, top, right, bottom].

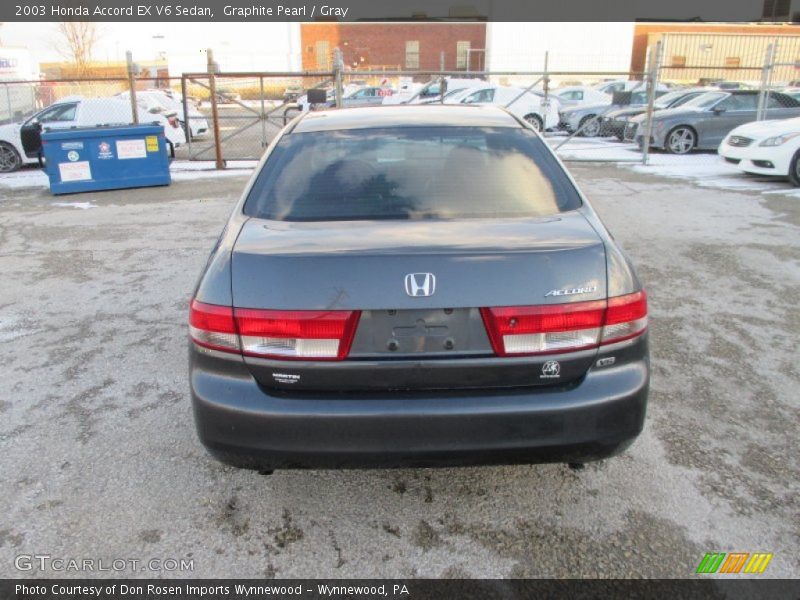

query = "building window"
[[456, 41, 471, 70], [725, 56, 741, 68], [315, 40, 330, 70], [671, 55, 687, 68], [405, 40, 420, 70]]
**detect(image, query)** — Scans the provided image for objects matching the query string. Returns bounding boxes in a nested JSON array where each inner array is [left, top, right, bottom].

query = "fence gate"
[[178, 71, 334, 164]]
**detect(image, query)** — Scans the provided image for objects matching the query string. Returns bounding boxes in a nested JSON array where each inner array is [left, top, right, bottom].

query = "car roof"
[[292, 105, 521, 133]]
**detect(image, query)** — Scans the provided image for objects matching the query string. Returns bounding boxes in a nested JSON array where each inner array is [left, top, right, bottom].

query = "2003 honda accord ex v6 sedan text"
[[188, 105, 649, 471]]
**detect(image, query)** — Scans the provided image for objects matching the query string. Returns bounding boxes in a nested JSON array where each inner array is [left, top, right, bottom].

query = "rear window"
[[243, 126, 582, 221]]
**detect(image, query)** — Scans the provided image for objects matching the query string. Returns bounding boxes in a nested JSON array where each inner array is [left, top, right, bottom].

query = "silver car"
[[632, 90, 800, 154]]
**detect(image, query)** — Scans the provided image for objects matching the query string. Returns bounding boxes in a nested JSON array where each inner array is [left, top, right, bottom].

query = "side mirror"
[[712, 107, 726, 114]]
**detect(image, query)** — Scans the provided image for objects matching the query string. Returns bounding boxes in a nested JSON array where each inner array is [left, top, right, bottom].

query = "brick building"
[[300, 23, 487, 72]]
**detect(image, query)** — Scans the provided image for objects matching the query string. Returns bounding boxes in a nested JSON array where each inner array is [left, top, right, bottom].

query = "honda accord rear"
[[189, 105, 649, 470]]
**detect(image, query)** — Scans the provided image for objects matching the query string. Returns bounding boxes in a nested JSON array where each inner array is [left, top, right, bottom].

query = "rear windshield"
[[243, 126, 582, 221]]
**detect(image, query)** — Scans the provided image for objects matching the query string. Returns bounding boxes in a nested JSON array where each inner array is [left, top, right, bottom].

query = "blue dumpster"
[[41, 124, 171, 195]]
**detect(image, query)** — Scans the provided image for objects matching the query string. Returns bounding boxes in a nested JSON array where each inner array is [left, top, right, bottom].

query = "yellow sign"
[[145, 136, 159, 152]]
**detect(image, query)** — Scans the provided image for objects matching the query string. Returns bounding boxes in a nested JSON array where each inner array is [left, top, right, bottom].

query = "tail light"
[[480, 291, 647, 357], [235, 309, 360, 360], [601, 291, 648, 345], [189, 300, 360, 361], [167, 115, 179, 128], [189, 300, 240, 353]]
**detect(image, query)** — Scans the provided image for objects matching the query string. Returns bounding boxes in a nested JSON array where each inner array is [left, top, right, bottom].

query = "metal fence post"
[[757, 42, 777, 121], [641, 40, 663, 166], [126, 51, 138, 124], [259, 75, 267, 147], [180, 75, 191, 156], [542, 51, 550, 113], [333, 48, 344, 108], [207, 49, 224, 169]]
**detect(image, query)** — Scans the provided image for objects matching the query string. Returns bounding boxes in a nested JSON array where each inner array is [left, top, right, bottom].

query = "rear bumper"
[[190, 340, 649, 470]]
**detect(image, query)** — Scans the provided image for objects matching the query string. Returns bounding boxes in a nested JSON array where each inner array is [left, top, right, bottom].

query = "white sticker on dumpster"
[[59, 161, 91, 182], [115, 139, 147, 160]]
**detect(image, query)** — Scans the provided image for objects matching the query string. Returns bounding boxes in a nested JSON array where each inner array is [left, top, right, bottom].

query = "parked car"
[[283, 85, 303, 102], [0, 96, 185, 173], [446, 85, 560, 131], [116, 90, 209, 140], [632, 90, 800, 154], [719, 116, 800, 186], [188, 104, 650, 471], [559, 89, 653, 137], [601, 88, 711, 140], [127, 90, 209, 139], [592, 80, 668, 95], [782, 87, 800, 102], [386, 77, 486, 105], [146, 88, 201, 109], [340, 86, 395, 107], [552, 86, 611, 108], [699, 80, 752, 90]]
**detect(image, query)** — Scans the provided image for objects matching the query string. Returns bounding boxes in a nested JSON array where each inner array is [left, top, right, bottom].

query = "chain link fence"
[[2, 38, 800, 174]]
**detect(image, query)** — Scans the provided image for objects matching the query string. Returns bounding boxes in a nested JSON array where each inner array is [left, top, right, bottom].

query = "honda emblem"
[[404, 273, 436, 297]]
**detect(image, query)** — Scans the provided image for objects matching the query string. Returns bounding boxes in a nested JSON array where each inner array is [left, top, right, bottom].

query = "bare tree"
[[54, 22, 99, 76]]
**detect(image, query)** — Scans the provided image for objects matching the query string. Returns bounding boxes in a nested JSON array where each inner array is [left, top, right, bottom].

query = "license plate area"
[[349, 308, 493, 357]]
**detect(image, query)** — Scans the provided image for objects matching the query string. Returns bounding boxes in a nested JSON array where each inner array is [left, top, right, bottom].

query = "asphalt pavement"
[[0, 164, 797, 578]]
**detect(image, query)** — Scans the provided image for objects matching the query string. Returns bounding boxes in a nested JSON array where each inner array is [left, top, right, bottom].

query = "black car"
[[189, 105, 650, 471]]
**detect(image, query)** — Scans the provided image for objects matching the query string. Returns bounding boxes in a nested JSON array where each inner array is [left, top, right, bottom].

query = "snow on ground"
[[51, 202, 98, 210], [0, 161, 257, 194], [549, 136, 800, 198]]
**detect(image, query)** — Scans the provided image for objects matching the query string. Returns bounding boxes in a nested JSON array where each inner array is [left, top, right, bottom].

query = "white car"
[[553, 86, 611, 107], [384, 77, 486, 105], [447, 85, 560, 132], [718, 117, 800, 186], [117, 90, 209, 139], [0, 97, 185, 173]]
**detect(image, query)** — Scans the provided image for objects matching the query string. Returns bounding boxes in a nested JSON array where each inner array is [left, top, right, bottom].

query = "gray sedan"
[[189, 105, 649, 471], [632, 90, 800, 154]]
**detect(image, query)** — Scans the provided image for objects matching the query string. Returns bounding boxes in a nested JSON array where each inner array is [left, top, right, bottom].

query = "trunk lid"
[[231, 213, 607, 392]]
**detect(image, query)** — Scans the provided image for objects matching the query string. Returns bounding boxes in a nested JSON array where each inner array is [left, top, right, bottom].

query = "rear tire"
[[579, 115, 600, 137], [523, 113, 543, 132], [0, 142, 22, 173], [789, 150, 800, 187]]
